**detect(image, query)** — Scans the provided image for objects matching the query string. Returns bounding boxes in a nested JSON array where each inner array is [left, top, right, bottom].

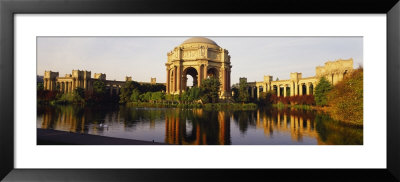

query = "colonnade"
[[252, 81, 316, 99], [55, 79, 90, 93]]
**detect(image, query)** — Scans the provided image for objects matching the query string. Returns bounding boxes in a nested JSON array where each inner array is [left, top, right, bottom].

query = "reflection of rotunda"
[[165, 37, 232, 99]]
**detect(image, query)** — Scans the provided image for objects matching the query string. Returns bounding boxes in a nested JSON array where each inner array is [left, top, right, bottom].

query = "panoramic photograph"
[[36, 36, 363, 145]]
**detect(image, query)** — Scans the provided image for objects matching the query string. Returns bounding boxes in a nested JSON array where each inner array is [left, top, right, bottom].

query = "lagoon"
[[37, 105, 362, 145]]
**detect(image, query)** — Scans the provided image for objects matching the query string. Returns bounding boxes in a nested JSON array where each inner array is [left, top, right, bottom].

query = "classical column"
[[263, 84, 267, 93], [177, 65, 181, 94], [277, 85, 280, 97], [203, 65, 208, 79], [72, 79, 76, 91], [174, 67, 177, 93], [84, 79, 87, 90], [294, 82, 298, 96], [283, 85, 287, 97], [256, 85, 260, 99], [306, 83, 310, 95], [290, 83, 294, 96], [43, 79, 47, 90], [227, 69, 231, 92], [221, 68, 226, 91], [166, 69, 170, 93], [197, 66, 202, 87]]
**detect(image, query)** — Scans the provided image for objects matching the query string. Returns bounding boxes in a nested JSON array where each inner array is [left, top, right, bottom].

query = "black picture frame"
[[1, 0, 399, 181]]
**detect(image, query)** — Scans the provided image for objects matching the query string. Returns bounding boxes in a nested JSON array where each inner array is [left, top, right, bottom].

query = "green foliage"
[[57, 93, 84, 104], [328, 68, 363, 125], [200, 77, 221, 103], [119, 81, 139, 103], [130, 89, 140, 102], [315, 77, 333, 106], [151, 91, 165, 103], [231, 87, 239, 102], [238, 79, 249, 103], [93, 80, 106, 94], [37, 82, 44, 91], [74, 87, 85, 99]]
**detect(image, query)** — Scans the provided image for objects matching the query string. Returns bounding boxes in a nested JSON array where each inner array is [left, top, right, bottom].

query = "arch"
[[207, 67, 219, 79], [272, 85, 278, 95], [183, 67, 199, 89]]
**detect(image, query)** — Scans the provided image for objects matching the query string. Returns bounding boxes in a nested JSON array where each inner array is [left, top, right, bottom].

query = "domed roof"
[[181, 37, 218, 46]]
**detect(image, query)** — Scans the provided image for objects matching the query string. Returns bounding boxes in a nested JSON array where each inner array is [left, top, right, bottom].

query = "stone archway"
[[207, 67, 219, 79], [182, 67, 199, 90]]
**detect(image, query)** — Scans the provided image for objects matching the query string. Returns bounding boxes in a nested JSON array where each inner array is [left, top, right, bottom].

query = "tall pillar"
[[69, 82, 73, 93], [290, 83, 294, 96], [203, 65, 208, 79], [277, 85, 280, 97], [294, 82, 298, 96], [263, 84, 267, 93], [257, 85, 260, 99], [228, 70, 231, 92], [306, 83, 310, 95], [251, 87, 254, 98], [43, 79, 47, 90], [221, 68, 226, 91], [166, 69, 170, 93], [177, 65, 181, 94], [283, 85, 287, 97], [174, 67, 177, 93], [72, 79, 76, 91], [84, 79, 87, 90], [197, 66, 202, 87]]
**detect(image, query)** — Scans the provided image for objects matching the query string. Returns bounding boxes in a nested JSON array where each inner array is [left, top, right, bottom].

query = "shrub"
[[328, 68, 363, 125]]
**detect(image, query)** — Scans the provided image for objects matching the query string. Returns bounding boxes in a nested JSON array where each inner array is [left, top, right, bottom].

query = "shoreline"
[[37, 128, 166, 145]]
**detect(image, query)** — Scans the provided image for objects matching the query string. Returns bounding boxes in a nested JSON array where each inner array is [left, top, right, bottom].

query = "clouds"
[[37, 37, 362, 84]]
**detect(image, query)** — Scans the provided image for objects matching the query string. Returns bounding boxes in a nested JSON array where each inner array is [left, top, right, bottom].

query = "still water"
[[37, 105, 363, 145]]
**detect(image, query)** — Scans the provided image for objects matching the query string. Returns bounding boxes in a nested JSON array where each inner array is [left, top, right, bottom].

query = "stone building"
[[243, 58, 354, 99], [165, 37, 232, 99], [43, 70, 164, 96]]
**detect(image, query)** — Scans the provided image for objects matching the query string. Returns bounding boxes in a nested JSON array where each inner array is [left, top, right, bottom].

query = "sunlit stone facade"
[[243, 58, 354, 99], [165, 37, 232, 99]]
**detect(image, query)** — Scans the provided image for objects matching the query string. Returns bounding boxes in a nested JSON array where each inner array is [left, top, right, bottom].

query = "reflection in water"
[[37, 105, 362, 145]]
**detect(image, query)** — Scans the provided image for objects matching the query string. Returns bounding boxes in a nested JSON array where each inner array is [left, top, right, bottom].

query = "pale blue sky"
[[37, 37, 362, 84]]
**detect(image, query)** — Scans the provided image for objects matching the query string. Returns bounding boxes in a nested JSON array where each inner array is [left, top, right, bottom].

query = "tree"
[[130, 89, 140, 102], [200, 77, 221, 103], [315, 77, 333, 106], [119, 81, 139, 103], [231, 87, 239, 102], [74, 87, 85, 99], [93, 80, 106, 94], [37, 82, 44, 91], [238, 79, 249, 104]]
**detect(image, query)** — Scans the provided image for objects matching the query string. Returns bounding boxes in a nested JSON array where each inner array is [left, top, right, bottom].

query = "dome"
[[181, 37, 218, 46]]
